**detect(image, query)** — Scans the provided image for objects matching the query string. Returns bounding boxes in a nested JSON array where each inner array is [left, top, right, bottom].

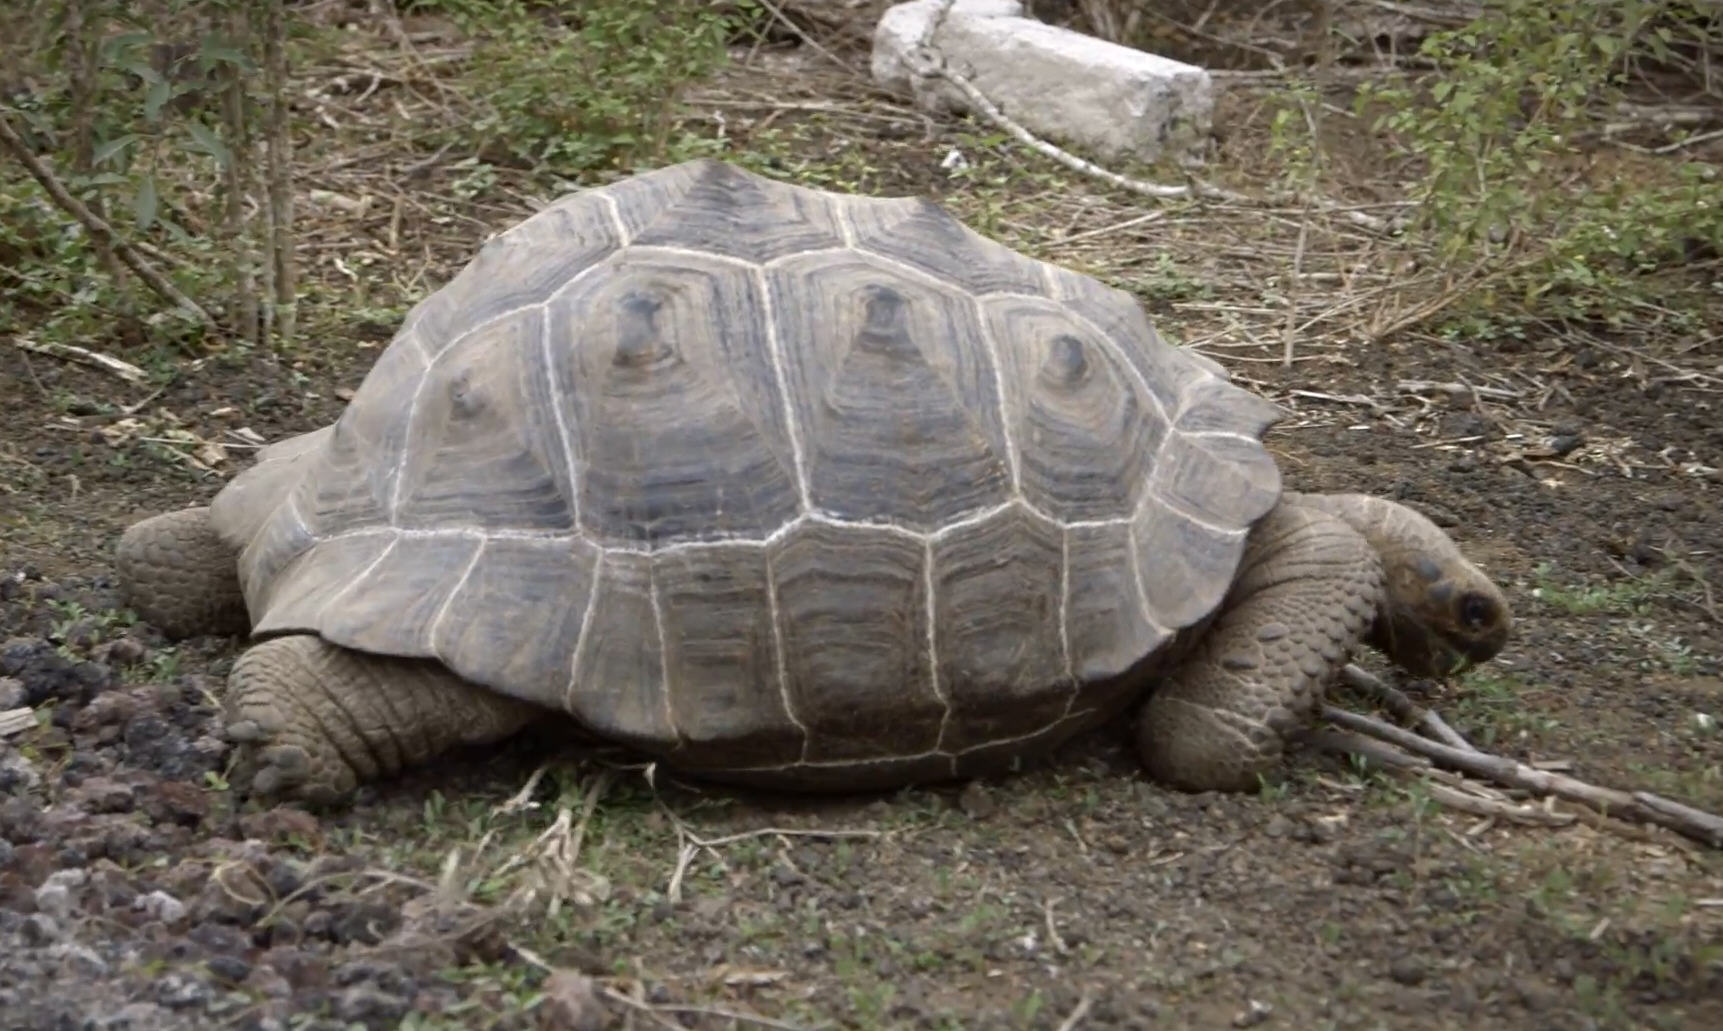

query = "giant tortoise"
[[116, 159, 1511, 804]]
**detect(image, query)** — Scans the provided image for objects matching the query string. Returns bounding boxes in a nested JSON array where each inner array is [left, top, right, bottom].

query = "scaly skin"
[[1136, 500, 1382, 792], [115, 507, 250, 639], [224, 635, 540, 805], [1135, 492, 1512, 792]]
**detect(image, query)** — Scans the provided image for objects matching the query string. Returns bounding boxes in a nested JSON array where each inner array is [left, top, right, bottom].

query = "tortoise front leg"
[[224, 634, 542, 804], [116, 507, 250, 639], [1135, 501, 1382, 792]]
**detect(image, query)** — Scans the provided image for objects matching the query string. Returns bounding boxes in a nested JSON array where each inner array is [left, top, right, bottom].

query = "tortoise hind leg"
[[224, 635, 541, 805], [1135, 501, 1382, 793], [116, 507, 250, 639]]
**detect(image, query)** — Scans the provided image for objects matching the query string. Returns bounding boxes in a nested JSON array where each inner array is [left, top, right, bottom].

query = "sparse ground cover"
[[1, 1, 1721, 1028]]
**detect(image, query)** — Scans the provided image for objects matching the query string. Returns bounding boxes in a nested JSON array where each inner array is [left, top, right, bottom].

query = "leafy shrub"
[[1359, 0, 1723, 322], [2, 0, 289, 349], [404, 0, 748, 175]]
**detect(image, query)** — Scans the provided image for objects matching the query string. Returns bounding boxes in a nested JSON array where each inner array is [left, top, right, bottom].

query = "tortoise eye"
[[1458, 593, 1495, 630]]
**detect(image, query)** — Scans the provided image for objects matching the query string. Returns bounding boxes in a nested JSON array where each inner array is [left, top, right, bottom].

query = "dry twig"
[[1315, 705, 1723, 848], [0, 113, 218, 329], [262, 0, 298, 345], [1338, 663, 1477, 752], [221, 3, 261, 344], [12, 338, 149, 385]]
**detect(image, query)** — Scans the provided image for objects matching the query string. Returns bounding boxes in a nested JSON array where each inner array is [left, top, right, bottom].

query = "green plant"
[[2, 0, 298, 350], [1358, 0, 1723, 321], [406, 0, 749, 175]]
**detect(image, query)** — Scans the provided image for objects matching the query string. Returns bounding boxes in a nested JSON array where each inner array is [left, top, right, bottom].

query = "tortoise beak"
[[1370, 611, 1502, 680]]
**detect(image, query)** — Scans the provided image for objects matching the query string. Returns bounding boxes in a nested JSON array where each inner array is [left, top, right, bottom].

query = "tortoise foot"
[[222, 634, 540, 805], [116, 507, 249, 639]]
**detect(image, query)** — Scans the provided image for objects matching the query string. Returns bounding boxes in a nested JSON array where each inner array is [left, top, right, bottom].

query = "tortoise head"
[[1296, 493, 1513, 678]]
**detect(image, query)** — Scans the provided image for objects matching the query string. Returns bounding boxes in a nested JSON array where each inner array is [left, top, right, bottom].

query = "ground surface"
[[2, 3, 1722, 1030]]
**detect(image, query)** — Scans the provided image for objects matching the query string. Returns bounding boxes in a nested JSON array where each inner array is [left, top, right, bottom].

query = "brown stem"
[[1338, 663, 1478, 752], [1317, 704, 1723, 849], [0, 111, 217, 329], [261, 0, 296, 346], [62, 0, 125, 286], [221, 4, 260, 344]]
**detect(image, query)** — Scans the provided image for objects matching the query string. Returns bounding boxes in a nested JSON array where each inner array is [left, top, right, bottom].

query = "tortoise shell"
[[209, 159, 1284, 787]]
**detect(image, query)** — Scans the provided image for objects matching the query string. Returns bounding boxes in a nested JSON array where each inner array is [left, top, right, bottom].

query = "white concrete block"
[[871, 0, 1023, 95], [872, 1, 1212, 163]]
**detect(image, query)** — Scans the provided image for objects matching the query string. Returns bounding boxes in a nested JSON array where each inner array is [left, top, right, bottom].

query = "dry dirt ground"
[[2, 4, 1722, 1030]]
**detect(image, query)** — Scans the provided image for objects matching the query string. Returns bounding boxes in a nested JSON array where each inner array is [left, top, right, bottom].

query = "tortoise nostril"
[[1458, 592, 1495, 630]]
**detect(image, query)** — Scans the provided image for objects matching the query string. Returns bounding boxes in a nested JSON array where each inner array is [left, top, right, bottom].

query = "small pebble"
[[155, 971, 212, 1009], [33, 882, 75, 920], [135, 889, 188, 925], [100, 1001, 165, 1029], [21, 912, 59, 945], [1234, 998, 1273, 1028], [48, 941, 109, 976], [1390, 957, 1427, 985], [333, 985, 410, 1023], [958, 780, 996, 819], [538, 970, 607, 1031], [207, 954, 254, 984]]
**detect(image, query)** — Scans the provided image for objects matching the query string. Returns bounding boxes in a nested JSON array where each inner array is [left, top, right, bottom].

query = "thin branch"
[[751, 0, 860, 77], [1310, 729, 1574, 827], [1339, 663, 1477, 752], [262, 0, 297, 346], [1317, 704, 1723, 848], [222, 3, 261, 345], [0, 708, 35, 739], [907, 45, 1226, 202], [63, 0, 123, 286], [12, 338, 148, 384], [0, 112, 217, 329]]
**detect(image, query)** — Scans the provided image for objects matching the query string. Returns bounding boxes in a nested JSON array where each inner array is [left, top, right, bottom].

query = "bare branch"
[[62, 0, 123, 286], [0, 112, 218, 329], [262, 0, 297, 346], [12, 338, 148, 384], [222, 3, 261, 344], [1317, 704, 1723, 849], [1339, 663, 1478, 752]]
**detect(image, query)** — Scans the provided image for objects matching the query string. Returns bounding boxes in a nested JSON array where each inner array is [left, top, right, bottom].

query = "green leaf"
[[186, 121, 233, 168], [134, 176, 159, 232], [199, 45, 252, 70], [91, 134, 138, 168], [143, 78, 172, 122], [100, 31, 153, 63], [120, 61, 164, 86]]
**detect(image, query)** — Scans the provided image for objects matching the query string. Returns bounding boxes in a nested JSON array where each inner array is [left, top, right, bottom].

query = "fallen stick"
[[1396, 379, 1522, 401], [12, 338, 148, 385], [1308, 729, 1574, 827], [1338, 663, 1477, 752], [1317, 704, 1723, 848], [0, 112, 218, 330]]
